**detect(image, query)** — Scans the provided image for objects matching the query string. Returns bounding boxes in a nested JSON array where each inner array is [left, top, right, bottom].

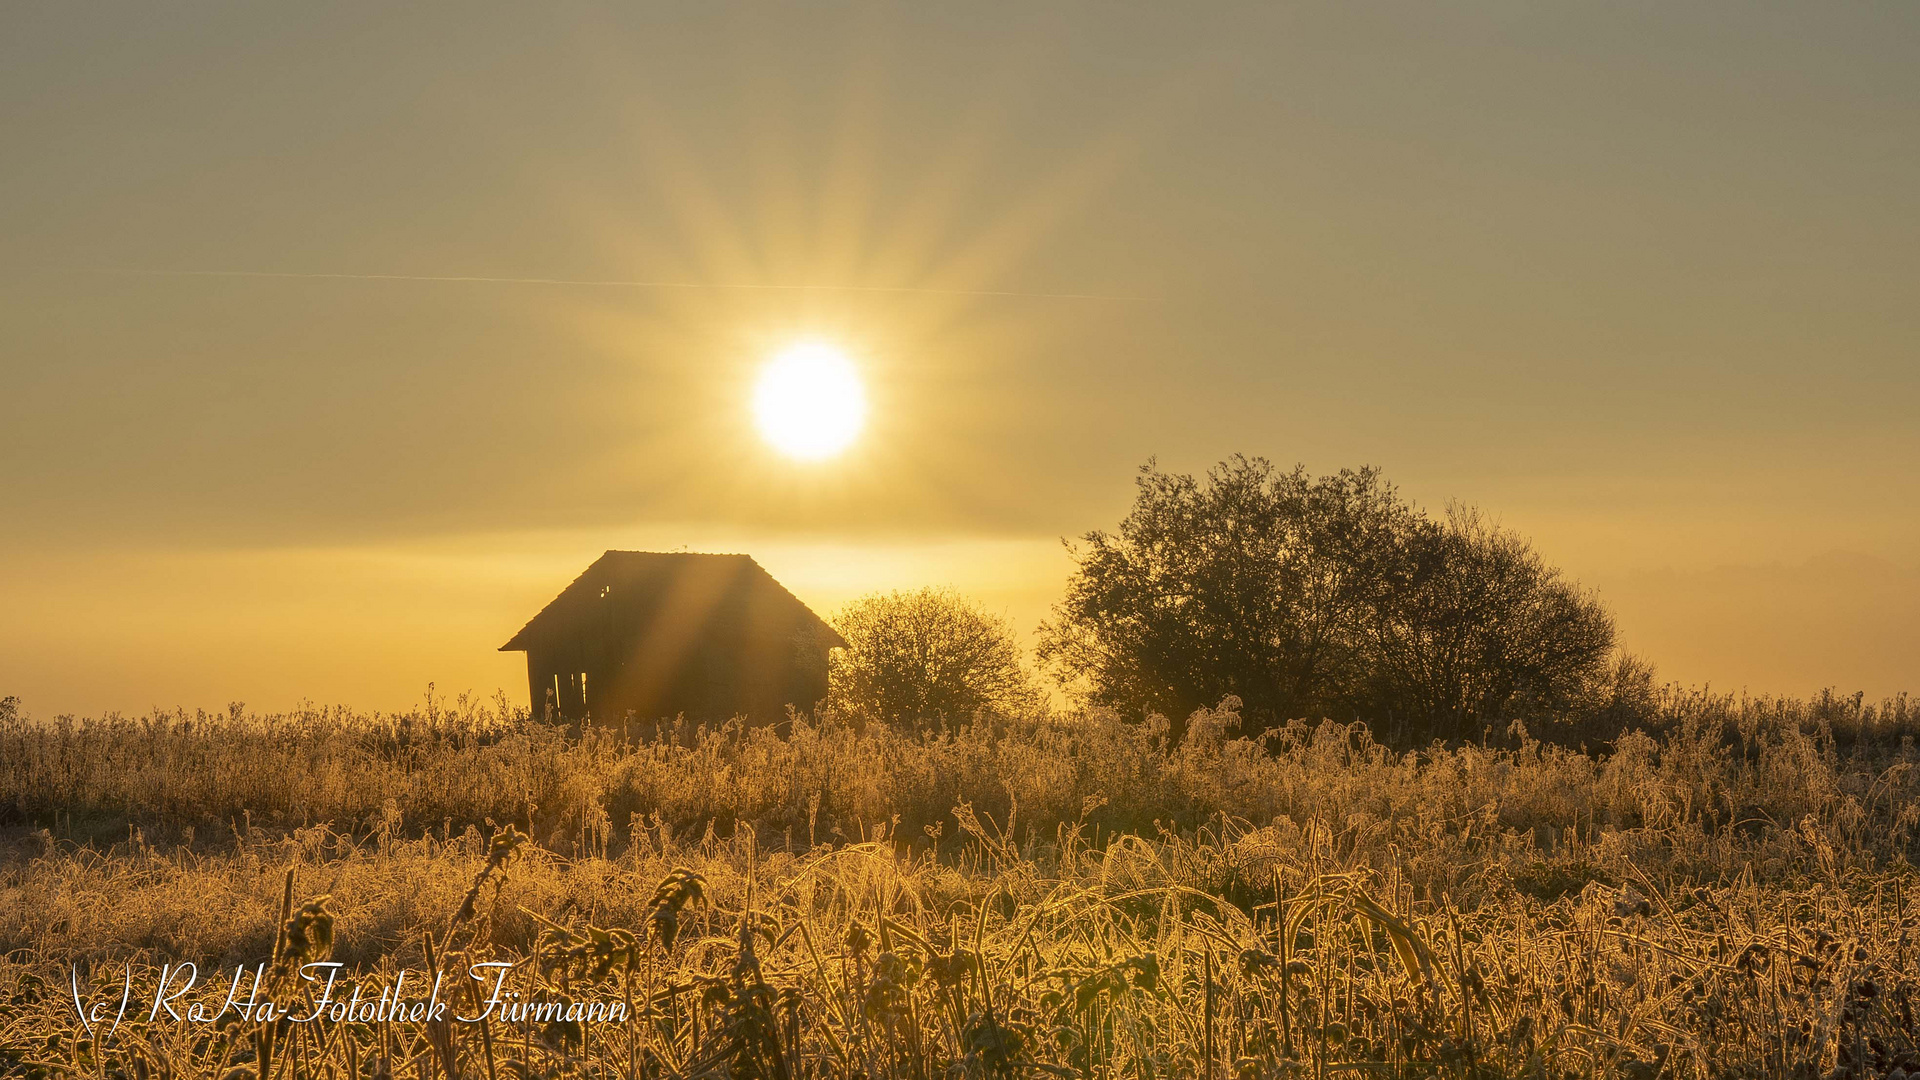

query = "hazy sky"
[[3, 2, 1915, 717]]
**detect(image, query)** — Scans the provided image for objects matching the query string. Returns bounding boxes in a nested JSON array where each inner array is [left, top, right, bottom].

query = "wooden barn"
[[500, 551, 846, 726]]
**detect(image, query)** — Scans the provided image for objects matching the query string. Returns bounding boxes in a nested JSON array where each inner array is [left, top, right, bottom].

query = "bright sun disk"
[[753, 342, 867, 460]]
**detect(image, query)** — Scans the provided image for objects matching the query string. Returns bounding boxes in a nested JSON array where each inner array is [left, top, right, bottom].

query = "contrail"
[[85, 267, 1150, 302]]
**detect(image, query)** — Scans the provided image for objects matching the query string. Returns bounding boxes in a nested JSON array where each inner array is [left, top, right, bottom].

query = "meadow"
[[1, 690, 1917, 1079]]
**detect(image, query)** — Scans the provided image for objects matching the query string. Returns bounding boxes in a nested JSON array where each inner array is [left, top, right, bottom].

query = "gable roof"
[[499, 551, 848, 652]]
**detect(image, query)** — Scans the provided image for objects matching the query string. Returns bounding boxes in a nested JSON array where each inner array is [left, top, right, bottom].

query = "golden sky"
[[2, 3, 1916, 717]]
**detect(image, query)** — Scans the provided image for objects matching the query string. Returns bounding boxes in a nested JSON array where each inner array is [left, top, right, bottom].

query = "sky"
[[2, 2, 1916, 718]]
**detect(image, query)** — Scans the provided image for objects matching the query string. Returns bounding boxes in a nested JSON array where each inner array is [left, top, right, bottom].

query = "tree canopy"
[[1037, 457, 1631, 742]]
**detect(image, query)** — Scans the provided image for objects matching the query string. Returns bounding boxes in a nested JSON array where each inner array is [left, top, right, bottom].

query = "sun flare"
[[752, 342, 867, 460]]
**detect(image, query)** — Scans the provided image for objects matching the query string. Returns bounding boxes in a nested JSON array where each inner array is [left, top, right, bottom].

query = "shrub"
[[1039, 457, 1626, 742], [827, 587, 1042, 733], [1359, 505, 1620, 742]]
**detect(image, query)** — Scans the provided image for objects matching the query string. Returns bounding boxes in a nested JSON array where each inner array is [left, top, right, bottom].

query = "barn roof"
[[498, 551, 848, 652]]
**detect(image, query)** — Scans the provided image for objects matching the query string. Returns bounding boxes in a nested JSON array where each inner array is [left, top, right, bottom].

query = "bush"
[[826, 587, 1042, 733], [1038, 457, 1629, 742], [1359, 505, 1622, 742]]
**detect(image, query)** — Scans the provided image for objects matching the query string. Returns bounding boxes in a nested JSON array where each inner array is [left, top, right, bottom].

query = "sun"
[[752, 342, 868, 460]]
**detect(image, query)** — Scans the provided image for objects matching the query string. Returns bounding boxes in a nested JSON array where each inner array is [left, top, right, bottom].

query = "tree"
[[1037, 457, 1421, 736], [828, 588, 1042, 732], [1038, 457, 1627, 743], [1359, 506, 1618, 742]]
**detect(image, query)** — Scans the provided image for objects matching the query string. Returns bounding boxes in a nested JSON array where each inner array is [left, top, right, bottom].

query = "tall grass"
[[3, 690, 1916, 888], [1, 690, 1917, 1078]]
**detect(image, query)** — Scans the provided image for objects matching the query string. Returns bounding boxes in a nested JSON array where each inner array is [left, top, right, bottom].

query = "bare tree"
[[828, 588, 1042, 732]]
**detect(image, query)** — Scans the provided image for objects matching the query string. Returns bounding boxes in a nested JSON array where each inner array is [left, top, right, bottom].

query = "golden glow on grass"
[[752, 342, 868, 460]]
